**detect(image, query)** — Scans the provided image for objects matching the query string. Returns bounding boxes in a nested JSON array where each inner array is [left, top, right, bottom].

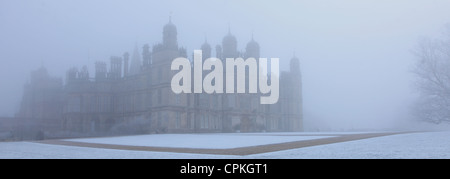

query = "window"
[[200, 94, 209, 107], [200, 115, 205, 129], [137, 93, 143, 111], [240, 95, 251, 110], [146, 92, 152, 108], [206, 115, 209, 129], [68, 96, 81, 112], [215, 116, 220, 129], [213, 95, 218, 109], [157, 68, 162, 84], [101, 96, 110, 112], [157, 112, 162, 127], [175, 94, 181, 105], [190, 114, 194, 129], [126, 94, 132, 112], [157, 89, 162, 104], [187, 94, 191, 106], [228, 95, 235, 108], [175, 112, 181, 129]]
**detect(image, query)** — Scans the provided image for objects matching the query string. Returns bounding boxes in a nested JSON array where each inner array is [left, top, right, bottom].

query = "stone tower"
[[163, 16, 178, 50], [129, 44, 141, 76], [222, 30, 238, 59], [245, 34, 260, 59], [289, 54, 303, 131]]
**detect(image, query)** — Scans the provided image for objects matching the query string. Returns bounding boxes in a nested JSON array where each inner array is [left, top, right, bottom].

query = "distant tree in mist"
[[412, 25, 450, 124]]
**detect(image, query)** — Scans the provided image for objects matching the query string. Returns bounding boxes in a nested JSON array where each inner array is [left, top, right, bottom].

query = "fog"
[[2, 0, 450, 131]]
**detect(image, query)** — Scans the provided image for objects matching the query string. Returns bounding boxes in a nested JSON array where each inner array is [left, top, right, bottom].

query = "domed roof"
[[162, 17, 178, 49], [222, 33, 237, 45], [201, 41, 211, 50], [201, 40, 212, 59], [163, 18, 177, 33], [246, 38, 259, 50], [222, 28, 238, 57]]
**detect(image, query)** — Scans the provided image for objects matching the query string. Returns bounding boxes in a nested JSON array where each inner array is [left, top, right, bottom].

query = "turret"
[[222, 30, 238, 58], [216, 45, 222, 60], [129, 44, 141, 76], [245, 34, 260, 59], [201, 39, 211, 61], [163, 16, 178, 50], [142, 44, 151, 66], [123, 52, 129, 76], [95, 61, 107, 80], [290, 53, 301, 74], [66, 67, 78, 84], [109, 56, 122, 79], [79, 65, 89, 80]]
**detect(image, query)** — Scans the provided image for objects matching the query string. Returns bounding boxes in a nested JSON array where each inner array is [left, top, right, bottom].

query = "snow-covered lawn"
[[1, 131, 449, 159], [0, 141, 235, 159], [250, 131, 450, 159]]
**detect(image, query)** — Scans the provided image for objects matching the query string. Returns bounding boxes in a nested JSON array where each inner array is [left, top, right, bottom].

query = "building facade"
[[17, 19, 303, 135]]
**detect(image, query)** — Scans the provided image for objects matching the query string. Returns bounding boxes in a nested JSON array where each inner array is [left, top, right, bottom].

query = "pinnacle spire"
[[129, 43, 142, 76]]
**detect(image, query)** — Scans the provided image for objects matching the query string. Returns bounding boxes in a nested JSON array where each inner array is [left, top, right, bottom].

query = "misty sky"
[[2, 0, 450, 130]]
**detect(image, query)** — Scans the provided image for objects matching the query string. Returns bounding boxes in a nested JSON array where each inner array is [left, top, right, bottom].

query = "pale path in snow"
[[35, 132, 405, 155]]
